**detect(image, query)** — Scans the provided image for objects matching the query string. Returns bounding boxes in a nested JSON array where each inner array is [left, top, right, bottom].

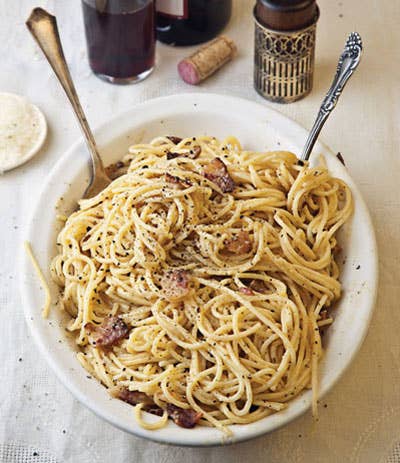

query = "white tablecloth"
[[1, 0, 399, 461]]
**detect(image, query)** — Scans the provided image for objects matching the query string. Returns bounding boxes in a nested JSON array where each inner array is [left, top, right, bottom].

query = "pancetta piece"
[[160, 270, 191, 301], [166, 404, 202, 428], [203, 157, 235, 193], [238, 286, 254, 296], [85, 316, 129, 347], [225, 230, 252, 254], [116, 388, 163, 416], [165, 173, 192, 189], [249, 279, 268, 294], [166, 136, 183, 144]]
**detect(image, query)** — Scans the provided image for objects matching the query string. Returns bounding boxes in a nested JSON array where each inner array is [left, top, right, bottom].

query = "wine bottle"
[[156, 0, 232, 46]]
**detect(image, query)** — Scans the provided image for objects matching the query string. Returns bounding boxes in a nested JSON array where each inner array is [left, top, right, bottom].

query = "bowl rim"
[[20, 92, 378, 447]]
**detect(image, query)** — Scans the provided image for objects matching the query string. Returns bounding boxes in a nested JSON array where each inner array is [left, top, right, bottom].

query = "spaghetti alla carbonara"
[[51, 135, 352, 433]]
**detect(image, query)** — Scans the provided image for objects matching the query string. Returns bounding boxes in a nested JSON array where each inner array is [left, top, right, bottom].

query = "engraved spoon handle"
[[26, 7, 110, 197], [301, 32, 363, 161]]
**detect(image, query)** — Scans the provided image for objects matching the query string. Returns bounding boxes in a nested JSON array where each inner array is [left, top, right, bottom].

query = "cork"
[[178, 36, 237, 85]]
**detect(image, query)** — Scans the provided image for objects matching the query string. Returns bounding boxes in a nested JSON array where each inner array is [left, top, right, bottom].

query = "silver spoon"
[[301, 32, 363, 161], [26, 7, 111, 198]]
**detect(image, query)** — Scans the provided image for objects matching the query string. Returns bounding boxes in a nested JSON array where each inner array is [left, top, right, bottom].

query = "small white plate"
[[0, 92, 47, 172], [20, 93, 378, 447]]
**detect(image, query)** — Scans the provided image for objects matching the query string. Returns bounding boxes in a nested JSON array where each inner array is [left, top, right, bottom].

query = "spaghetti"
[[51, 135, 352, 433], [25, 241, 51, 318]]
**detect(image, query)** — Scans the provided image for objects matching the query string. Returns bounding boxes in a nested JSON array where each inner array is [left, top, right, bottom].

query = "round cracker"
[[0, 92, 47, 172]]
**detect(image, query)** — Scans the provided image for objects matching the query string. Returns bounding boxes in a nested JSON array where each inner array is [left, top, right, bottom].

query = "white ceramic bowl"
[[21, 93, 378, 447]]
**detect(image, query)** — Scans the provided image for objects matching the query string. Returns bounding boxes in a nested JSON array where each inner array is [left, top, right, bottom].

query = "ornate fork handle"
[[301, 32, 363, 161]]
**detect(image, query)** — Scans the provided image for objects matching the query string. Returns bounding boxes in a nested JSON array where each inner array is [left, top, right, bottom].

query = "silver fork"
[[26, 7, 111, 198], [301, 32, 363, 161]]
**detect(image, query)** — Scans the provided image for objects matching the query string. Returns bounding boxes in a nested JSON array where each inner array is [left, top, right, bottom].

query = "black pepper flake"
[[336, 152, 346, 165], [356, 265, 360, 270], [18, 357, 22, 362], [33, 452, 38, 457]]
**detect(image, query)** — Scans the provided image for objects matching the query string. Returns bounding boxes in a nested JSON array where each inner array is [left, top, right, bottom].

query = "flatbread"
[[0, 92, 47, 172]]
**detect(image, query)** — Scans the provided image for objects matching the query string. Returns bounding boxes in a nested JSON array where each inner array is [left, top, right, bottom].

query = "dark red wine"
[[156, 0, 232, 46], [82, 0, 155, 82]]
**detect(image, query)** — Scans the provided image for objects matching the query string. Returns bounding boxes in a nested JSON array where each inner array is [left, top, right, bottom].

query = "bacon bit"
[[166, 151, 180, 160], [161, 270, 191, 301], [142, 404, 165, 416], [203, 157, 235, 193], [190, 145, 202, 158], [117, 388, 152, 405], [115, 388, 163, 416], [319, 309, 329, 320], [85, 316, 129, 347], [105, 161, 127, 180], [167, 136, 183, 144], [166, 145, 201, 160], [165, 173, 192, 189], [333, 244, 342, 255], [239, 287, 254, 295], [336, 152, 346, 166], [166, 404, 202, 428], [249, 279, 268, 294], [225, 230, 252, 254]]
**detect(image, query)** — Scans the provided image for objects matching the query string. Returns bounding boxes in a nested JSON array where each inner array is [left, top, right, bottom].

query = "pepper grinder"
[[254, 0, 320, 103]]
